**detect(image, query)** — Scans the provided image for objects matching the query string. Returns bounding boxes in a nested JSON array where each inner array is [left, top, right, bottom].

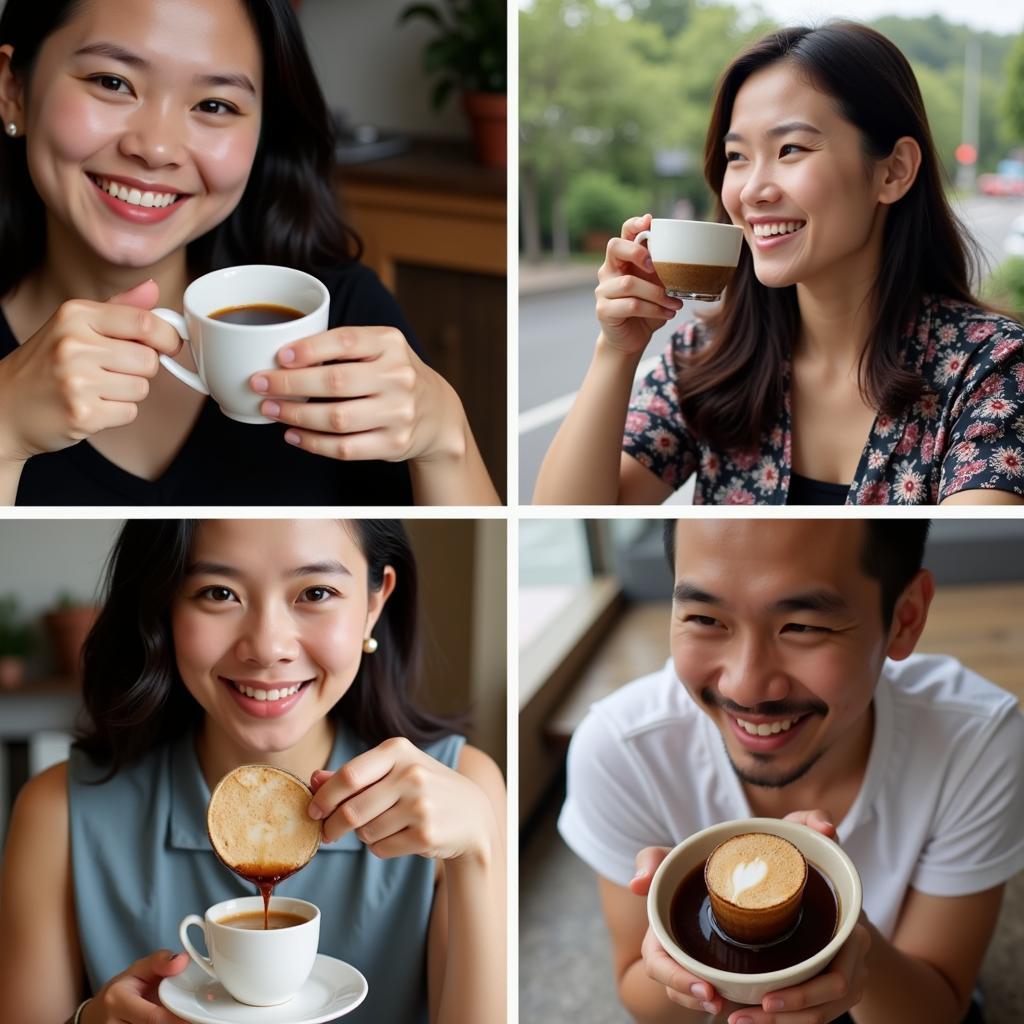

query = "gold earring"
[[362, 637, 378, 654]]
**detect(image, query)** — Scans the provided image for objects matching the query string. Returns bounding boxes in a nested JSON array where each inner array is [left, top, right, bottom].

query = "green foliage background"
[[519, 0, 1024, 258]]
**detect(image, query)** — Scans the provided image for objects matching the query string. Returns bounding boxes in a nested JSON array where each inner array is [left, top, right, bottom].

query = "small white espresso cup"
[[154, 265, 329, 424], [634, 219, 744, 301], [647, 818, 862, 1005], [179, 895, 320, 1006]]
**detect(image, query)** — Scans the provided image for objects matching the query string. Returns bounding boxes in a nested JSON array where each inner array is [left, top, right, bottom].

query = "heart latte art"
[[731, 858, 769, 902]]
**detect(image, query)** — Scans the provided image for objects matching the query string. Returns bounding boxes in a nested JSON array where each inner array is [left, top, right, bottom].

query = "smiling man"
[[558, 519, 1024, 1024]]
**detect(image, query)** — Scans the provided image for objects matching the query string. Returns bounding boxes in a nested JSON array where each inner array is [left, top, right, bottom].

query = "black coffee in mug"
[[209, 303, 304, 325], [670, 858, 838, 974]]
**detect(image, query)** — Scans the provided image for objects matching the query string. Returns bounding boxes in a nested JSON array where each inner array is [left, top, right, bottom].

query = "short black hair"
[[662, 519, 931, 628]]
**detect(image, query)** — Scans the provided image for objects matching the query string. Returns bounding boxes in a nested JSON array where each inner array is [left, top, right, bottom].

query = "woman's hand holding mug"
[[595, 213, 683, 357], [0, 281, 180, 465], [80, 950, 190, 1024], [250, 327, 472, 467]]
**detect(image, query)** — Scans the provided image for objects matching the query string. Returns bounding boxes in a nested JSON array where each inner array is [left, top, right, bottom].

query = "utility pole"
[[956, 36, 981, 192]]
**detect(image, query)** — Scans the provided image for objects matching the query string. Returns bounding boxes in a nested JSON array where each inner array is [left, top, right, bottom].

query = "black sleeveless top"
[[786, 472, 850, 506], [4, 264, 416, 506]]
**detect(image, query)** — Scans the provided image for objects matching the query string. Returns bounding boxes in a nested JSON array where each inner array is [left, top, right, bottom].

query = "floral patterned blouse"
[[623, 296, 1024, 504]]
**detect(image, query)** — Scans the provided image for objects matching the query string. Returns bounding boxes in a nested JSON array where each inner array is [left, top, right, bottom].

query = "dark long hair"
[[680, 21, 985, 452], [0, 0, 360, 297], [75, 520, 457, 777]]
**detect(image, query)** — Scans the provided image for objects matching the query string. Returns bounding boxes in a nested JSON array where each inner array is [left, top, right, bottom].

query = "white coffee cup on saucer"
[[179, 895, 320, 1006], [154, 265, 329, 424]]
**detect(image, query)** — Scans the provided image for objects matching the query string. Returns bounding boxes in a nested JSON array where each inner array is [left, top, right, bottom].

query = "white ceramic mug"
[[647, 818, 862, 1005], [634, 218, 743, 266], [179, 895, 320, 1006], [634, 218, 744, 300], [154, 265, 329, 423]]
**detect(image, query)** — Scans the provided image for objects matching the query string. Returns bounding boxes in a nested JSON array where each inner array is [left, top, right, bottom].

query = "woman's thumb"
[[147, 950, 190, 979], [107, 279, 160, 309]]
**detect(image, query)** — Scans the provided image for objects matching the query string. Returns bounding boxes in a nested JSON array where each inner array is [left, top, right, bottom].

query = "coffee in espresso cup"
[[635, 219, 743, 301], [154, 265, 329, 423], [179, 895, 320, 1005]]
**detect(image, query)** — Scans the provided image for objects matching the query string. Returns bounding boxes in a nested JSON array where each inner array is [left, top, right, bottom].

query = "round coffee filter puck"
[[207, 764, 322, 878]]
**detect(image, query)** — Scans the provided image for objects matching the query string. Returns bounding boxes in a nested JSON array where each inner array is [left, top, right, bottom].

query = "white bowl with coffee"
[[647, 817, 862, 1004]]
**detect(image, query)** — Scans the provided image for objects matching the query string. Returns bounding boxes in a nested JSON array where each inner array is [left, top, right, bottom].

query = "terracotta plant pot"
[[44, 606, 99, 680], [0, 655, 25, 689], [462, 91, 506, 168]]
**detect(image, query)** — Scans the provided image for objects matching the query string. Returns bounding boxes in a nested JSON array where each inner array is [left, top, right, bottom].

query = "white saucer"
[[158, 954, 368, 1024]]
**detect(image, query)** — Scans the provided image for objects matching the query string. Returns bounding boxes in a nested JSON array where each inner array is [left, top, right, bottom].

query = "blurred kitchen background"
[[519, 517, 1024, 1023], [0, 518, 506, 849], [299, 0, 507, 497]]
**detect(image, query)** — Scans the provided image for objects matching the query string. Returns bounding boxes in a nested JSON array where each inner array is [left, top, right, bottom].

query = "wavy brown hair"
[[679, 21, 986, 452]]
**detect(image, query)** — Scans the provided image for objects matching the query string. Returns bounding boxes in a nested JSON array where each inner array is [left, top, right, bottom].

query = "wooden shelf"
[[335, 139, 507, 497]]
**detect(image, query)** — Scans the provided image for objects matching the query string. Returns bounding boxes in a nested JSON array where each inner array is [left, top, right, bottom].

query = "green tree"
[[912, 63, 961, 180], [565, 169, 649, 246], [623, 0, 694, 40], [519, 0, 667, 260], [1002, 31, 1024, 145]]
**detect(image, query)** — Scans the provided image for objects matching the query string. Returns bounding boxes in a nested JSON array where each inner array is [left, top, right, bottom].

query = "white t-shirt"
[[558, 653, 1024, 939]]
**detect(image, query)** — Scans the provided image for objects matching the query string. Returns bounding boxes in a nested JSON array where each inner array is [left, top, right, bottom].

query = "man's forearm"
[[851, 921, 963, 1024], [619, 961, 724, 1023]]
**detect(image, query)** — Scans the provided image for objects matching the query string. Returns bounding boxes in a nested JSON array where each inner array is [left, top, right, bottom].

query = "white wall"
[[0, 520, 122, 675], [298, 0, 468, 139]]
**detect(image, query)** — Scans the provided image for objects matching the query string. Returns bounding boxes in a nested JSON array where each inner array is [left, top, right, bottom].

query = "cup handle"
[[634, 229, 651, 247], [152, 308, 209, 396], [179, 914, 217, 981]]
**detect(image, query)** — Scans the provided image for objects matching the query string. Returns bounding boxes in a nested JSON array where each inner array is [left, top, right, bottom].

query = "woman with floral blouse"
[[535, 21, 1024, 506]]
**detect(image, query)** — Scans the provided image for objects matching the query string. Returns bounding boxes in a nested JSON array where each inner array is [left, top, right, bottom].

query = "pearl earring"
[[362, 637, 378, 654], [6, 123, 17, 137]]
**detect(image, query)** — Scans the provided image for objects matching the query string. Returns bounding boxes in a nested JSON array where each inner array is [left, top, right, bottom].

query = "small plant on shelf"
[[399, 0, 506, 167], [0, 595, 35, 688]]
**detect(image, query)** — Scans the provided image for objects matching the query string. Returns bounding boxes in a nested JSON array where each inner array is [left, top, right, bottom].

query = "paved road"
[[518, 197, 1024, 500]]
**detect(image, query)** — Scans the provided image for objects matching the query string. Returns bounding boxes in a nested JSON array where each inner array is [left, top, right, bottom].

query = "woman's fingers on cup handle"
[[603, 235, 655, 277], [629, 845, 671, 895], [782, 809, 836, 839], [598, 297, 678, 324], [620, 213, 653, 241]]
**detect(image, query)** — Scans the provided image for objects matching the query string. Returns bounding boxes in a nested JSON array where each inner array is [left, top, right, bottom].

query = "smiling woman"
[[534, 20, 1024, 506], [0, 519, 507, 1024], [0, 0, 498, 505]]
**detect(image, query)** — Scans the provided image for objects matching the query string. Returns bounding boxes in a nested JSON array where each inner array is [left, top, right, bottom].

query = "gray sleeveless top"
[[68, 725, 465, 1024]]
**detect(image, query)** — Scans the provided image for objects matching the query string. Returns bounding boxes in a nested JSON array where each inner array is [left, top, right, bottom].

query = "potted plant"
[[399, 0, 506, 167], [43, 591, 99, 681], [0, 595, 34, 689]]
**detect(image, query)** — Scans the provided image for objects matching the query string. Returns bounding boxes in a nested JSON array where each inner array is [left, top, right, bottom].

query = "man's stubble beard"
[[722, 738, 826, 789]]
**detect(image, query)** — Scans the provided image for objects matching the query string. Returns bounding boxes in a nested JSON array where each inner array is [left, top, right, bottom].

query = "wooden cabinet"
[[337, 140, 507, 499]]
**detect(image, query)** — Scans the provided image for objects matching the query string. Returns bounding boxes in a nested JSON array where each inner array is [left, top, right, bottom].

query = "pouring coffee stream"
[[206, 764, 322, 929]]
